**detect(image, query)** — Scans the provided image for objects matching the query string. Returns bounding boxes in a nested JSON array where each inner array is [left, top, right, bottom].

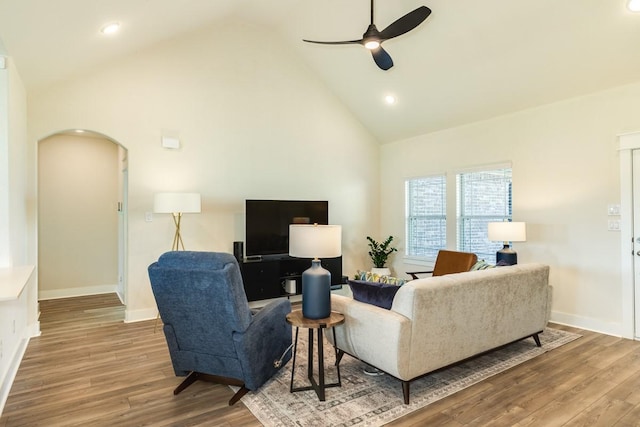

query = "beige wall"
[[380, 81, 640, 336], [38, 134, 119, 299], [27, 19, 380, 320]]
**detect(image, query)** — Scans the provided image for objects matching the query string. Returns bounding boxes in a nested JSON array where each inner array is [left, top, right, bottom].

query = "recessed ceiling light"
[[628, 0, 640, 12], [101, 22, 121, 35], [384, 95, 397, 105]]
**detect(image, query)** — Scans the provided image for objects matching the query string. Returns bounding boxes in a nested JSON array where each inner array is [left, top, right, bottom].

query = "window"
[[405, 175, 446, 259], [456, 168, 512, 262]]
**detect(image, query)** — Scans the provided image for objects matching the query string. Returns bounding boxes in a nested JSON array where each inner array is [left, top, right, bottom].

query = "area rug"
[[240, 327, 580, 426]]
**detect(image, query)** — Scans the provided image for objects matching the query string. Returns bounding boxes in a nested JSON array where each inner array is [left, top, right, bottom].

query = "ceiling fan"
[[303, 0, 432, 71]]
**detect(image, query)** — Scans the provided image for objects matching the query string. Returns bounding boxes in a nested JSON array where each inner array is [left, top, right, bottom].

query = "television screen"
[[245, 200, 329, 257]]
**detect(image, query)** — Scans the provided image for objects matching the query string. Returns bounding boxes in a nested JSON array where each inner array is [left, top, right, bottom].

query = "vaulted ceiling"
[[1, 0, 639, 143]]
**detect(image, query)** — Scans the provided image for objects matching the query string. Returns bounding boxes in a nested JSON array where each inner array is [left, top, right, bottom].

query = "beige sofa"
[[329, 263, 551, 404]]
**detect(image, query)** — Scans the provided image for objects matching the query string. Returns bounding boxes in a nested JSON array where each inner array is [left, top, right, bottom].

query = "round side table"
[[285, 310, 345, 401]]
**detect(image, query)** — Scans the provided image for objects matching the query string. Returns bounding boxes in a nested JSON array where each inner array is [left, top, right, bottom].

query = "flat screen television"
[[245, 199, 329, 257]]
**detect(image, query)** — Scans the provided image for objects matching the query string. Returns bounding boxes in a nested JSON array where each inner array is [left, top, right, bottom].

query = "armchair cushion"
[[348, 279, 401, 310]]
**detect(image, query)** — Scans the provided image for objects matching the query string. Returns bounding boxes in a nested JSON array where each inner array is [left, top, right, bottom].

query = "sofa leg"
[[402, 381, 410, 404], [532, 333, 541, 347]]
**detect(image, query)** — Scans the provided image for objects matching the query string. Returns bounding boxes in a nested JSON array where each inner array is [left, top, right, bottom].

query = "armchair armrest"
[[406, 270, 433, 280], [233, 298, 292, 390]]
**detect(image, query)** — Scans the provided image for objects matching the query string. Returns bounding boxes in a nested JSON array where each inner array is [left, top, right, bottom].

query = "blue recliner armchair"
[[148, 251, 292, 405]]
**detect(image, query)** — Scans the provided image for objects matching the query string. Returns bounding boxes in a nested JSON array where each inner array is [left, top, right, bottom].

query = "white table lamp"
[[289, 224, 342, 319], [487, 221, 526, 265]]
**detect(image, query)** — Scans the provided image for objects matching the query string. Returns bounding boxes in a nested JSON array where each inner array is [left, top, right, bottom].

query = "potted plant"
[[367, 235, 397, 276]]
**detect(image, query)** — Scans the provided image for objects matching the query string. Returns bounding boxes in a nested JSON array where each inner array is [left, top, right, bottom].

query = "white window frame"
[[456, 165, 513, 262], [405, 174, 447, 262]]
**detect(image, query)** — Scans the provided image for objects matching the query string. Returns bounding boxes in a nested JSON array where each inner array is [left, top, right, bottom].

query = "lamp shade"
[[487, 221, 526, 242], [289, 224, 342, 259], [153, 193, 201, 214]]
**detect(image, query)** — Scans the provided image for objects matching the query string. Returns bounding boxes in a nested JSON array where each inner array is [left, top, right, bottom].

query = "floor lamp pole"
[[171, 212, 185, 251]]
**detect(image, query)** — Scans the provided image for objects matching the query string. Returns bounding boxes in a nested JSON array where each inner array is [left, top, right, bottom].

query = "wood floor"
[[2, 295, 640, 427]]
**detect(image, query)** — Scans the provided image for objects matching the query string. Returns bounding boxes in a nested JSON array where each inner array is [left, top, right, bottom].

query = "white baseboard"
[[124, 307, 158, 323], [39, 285, 118, 300], [550, 310, 623, 338], [0, 335, 30, 417]]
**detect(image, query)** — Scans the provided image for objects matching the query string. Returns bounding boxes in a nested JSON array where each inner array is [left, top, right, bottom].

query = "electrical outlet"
[[145, 212, 153, 222], [0, 339, 3, 359], [13, 319, 16, 334]]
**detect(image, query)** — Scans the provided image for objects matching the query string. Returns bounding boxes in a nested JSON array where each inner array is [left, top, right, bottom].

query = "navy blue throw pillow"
[[348, 280, 401, 310]]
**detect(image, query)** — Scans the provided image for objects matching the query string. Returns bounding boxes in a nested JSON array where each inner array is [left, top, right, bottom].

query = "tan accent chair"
[[407, 249, 478, 279]]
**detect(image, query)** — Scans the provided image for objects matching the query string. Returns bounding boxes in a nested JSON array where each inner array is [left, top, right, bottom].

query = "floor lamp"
[[487, 221, 526, 265], [152, 192, 201, 332], [153, 192, 201, 251]]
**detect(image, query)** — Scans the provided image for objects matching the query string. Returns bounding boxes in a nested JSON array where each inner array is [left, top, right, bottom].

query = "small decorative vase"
[[370, 267, 391, 277]]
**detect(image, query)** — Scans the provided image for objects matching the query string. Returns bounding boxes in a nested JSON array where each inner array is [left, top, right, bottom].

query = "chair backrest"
[[432, 250, 478, 277], [148, 251, 252, 357]]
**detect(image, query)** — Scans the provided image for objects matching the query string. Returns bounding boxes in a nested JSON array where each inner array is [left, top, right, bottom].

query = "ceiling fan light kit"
[[303, 0, 431, 71]]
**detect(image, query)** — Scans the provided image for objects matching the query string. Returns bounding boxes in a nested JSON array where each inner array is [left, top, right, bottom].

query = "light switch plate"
[[608, 204, 621, 216], [608, 219, 621, 231]]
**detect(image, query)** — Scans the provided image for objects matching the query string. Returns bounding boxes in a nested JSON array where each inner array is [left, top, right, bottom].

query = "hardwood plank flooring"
[[2, 294, 640, 426]]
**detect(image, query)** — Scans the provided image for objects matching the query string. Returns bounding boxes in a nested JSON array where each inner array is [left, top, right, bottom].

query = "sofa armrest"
[[330, 294, 412, 378]]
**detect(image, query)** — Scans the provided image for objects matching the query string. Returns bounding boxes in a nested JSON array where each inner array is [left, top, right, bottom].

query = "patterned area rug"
[[239, 327, 580, 426]]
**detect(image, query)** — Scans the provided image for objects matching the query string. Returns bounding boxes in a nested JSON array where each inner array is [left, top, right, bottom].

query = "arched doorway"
[[37, 130, 128, 309]]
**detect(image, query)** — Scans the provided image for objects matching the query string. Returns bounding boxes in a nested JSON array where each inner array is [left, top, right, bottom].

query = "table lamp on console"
[[289, 224, 342, 319], [487, 221, 526, 265]]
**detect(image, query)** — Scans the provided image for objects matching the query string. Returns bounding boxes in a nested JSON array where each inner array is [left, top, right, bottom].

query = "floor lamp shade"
[[487, 221, 526, 265], [153, 193, 201, 214], [289, 224, 342, 319], [153, 193, 201, 251]]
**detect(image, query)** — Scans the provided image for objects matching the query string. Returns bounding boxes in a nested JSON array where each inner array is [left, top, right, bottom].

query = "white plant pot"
[[370, 267, 391, 277]]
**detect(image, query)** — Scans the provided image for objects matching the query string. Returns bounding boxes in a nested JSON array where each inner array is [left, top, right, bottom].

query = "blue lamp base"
[[496, 245, 518, 265], [302, 259, 331, 319]]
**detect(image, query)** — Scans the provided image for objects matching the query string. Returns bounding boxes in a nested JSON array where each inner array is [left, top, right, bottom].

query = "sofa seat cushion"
[[348, 279, 401, 309]]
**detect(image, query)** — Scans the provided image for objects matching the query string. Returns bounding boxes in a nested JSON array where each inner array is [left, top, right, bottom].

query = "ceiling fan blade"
[[303, 39, 363, 46], [371, 46, 393, 70], [379, 6, 431, 41]]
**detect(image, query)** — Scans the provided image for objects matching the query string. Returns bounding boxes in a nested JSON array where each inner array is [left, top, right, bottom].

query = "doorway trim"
[[618, 131, 640, 339], [36, 129, 128, 313]]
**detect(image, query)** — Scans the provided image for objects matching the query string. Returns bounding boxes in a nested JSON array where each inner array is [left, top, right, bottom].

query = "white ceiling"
[[1, 0, 639, 143]]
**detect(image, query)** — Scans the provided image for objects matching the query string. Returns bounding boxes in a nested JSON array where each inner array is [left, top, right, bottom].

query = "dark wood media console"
[[239, 256, 343, 302]]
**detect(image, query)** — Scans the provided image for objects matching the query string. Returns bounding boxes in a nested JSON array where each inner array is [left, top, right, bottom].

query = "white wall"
[[27, 19, 380, 321], [0, 57, 39, 415], [38, 134, 119, 299], [0, 58, 8, 267], [381, 81, 640, 336]]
